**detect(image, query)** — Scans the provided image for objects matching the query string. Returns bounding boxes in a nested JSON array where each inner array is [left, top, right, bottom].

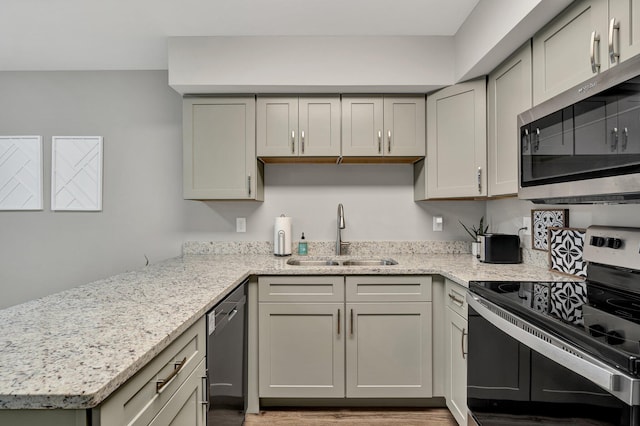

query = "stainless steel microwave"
[[518, 54, 640, 204]]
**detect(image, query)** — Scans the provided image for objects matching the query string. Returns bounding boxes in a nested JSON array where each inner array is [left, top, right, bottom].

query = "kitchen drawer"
[[258, 276, 344, 302], [445, 279, 467, 320], [346, 276, 432, 302], [97, 317, 206, 426]]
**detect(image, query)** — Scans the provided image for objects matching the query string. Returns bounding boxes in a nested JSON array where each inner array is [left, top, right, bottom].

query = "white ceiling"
[[0, 0, 479, 71]]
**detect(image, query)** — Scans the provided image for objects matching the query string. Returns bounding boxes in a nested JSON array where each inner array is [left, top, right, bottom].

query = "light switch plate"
[[236, 217, 246, 233], [433, 216, 443, 232]]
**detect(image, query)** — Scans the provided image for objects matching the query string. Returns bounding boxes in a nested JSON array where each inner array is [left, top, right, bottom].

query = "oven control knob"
[[588, 324, 607, 338], [590, 236, 606, 247], [605, 238, 623, 249], [606, 330, 625, 345]]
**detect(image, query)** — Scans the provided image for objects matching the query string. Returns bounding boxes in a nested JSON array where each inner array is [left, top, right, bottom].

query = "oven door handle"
[[467, 293, 638, 404]]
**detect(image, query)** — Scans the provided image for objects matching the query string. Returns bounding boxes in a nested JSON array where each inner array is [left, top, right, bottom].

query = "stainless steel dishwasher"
[[206, 280, 247, 426]]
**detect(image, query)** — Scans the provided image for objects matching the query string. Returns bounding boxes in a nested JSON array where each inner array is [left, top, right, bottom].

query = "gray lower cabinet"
[[487, 41, 532, 196], [257, 275, 432, 399], [444, 279, 468, 426], [415, 78, 486, 200], [256, 96, 341, 158], [95, 317, 207, 425], [342, 96, 425, 158], [183, 96, 264, 200]]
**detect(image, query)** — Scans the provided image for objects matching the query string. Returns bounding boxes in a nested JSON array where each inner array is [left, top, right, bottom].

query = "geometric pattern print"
[[549, 281, 588, 325], [532, 283, 549, 313], [51, 136, 102, 211], [532, 209, 568, 251], [0, 136, 43, 210], [549, 227, 587, 278]]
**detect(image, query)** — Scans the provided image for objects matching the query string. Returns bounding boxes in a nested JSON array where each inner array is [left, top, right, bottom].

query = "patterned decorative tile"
[[548, 227, 587, 278], [532, 209, 569, 251], [51, 136, 103, 211], [0, 136, 43, 210], [532, 283, 549, 313], [549, 281, 588, 325]]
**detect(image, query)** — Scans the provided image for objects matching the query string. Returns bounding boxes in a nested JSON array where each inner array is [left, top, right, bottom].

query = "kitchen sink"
[[286, 259, 341, 266], [286, 258, 398, 266], [341, 259, 398, 266]]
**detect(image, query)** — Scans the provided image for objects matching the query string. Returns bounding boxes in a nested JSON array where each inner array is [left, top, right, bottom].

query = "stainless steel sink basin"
[[286, 259, 340, 266], [286, 258, 398, 266], [342, 259, 398, 266]]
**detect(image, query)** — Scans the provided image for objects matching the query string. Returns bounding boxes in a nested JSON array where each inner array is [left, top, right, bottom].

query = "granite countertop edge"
[[0, 253, 579, 410]]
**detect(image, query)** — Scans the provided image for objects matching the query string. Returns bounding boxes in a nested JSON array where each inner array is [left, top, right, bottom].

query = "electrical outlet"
[[433, 216, 443, 232], [236, 217, 246, 233], [522, 216, 531, 236]]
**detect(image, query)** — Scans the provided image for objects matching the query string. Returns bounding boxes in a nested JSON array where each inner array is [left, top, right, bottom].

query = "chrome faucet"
[[336, 203, 350, 255]]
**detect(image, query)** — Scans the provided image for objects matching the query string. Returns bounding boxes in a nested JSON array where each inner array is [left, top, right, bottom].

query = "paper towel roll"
[[274, 215, 292, 256]]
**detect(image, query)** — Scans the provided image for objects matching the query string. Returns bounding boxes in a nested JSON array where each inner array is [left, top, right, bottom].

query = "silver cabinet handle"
[[387, 130, 392, 153], [534, 128, 540, 152], [448, 293, 464, 306], [609, 18, 620, 64], [301, 130, 305, 154], [201, 375, 209, 406], [156, 357, 187, 392], [350, 308, 354, 336], [377, 130, 382, 153], [337, 309, 341, 335], [522, 128, 530, 153], [247, 175, 251, 197], [461, 328, 467, 360], [622, 127, 628, 151], [477, 167, 482, 193], [611, 127, 619, 152], [291, 130, 295, 154], [590, 31, 601, 73]]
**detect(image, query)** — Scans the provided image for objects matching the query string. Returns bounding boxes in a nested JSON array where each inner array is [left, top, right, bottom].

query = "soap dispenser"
[[298, 233, 308, 255]]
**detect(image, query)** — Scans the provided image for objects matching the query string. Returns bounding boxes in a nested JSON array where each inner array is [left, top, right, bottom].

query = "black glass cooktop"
[[469, 276, 640, 377]]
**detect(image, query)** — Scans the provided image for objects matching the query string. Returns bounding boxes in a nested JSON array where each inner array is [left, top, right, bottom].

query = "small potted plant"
[[459, 216, 489, 257]]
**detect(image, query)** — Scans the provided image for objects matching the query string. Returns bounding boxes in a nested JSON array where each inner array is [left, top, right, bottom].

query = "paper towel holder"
[[274, 214, 292, 256]]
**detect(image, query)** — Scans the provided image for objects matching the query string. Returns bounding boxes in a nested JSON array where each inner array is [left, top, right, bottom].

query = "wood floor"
[[244, 408, 457, 425]]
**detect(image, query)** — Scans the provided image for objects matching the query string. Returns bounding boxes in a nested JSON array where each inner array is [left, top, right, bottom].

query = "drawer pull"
[[156, 357, 187, 392], [448, 293, 464, 306]]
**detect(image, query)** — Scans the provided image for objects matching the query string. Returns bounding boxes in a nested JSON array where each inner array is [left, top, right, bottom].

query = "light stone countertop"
[[0, 252, 577, 410]]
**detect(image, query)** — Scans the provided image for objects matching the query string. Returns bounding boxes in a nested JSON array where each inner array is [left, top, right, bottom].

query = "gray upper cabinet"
[[609, 0, 640, 66], [342, 96, 425, 157], [183, 97, 263, 200], [257, 96, 341, 158], [487, 42, 532, 196], [416, 78, 487, 200], [532, 0, 609, 105]]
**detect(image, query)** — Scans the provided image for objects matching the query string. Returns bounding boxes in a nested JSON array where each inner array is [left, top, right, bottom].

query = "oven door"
[[467, 293, 640, 425]]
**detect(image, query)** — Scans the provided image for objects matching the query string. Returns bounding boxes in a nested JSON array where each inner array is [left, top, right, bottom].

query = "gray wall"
[[183, 164, 487, 243], [0, 71, 185, 308]]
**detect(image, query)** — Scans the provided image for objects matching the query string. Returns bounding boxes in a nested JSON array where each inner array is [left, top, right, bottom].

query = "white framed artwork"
[[0, 136, 43, 210], [51, 136, 103, 211]]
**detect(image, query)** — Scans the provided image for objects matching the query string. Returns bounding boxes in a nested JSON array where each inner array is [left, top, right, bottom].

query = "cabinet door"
[[533, 0, 608, 105], [149, 358, 206, 426], [341, 97, 384, 156], [183, 97, 259, 200], [445, 308, 468, 426], [426, 78, 487, 198], [256, 97, 299, 156], [488, 42, 532, 196], [258, 303, 344, 398], [299, 97, 341, 157], [345, 302, 432, 398], [610, 0, 640, 65], [383, 97, 425, 157]]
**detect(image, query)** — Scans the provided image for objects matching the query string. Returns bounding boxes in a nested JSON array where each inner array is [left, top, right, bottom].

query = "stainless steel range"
[[467, 225, 640, 425]]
